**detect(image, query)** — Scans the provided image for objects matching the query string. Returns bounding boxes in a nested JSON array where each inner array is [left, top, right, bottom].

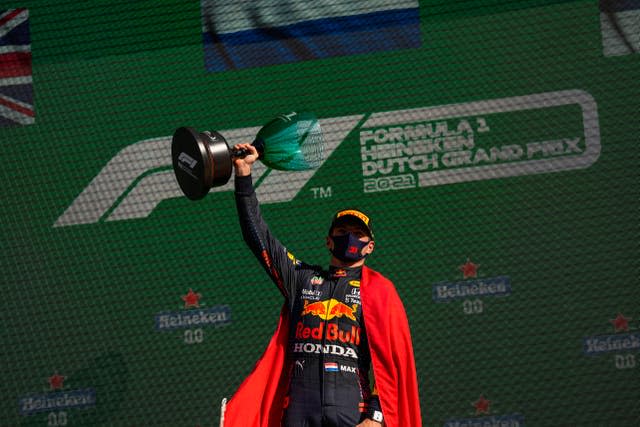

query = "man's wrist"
[[234, 165, 251, 176], [369, 409, 383, 423]]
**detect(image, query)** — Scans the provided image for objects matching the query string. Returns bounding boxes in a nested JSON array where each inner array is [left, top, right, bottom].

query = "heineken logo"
[[583, 333, 640, 355], [583, 313, 638, 369], [20, 389, 96, 416], [433, 277, 511, 301], [444, 414, 525, 427], [18, 372, 96, 416], [444, 394, 525, 427], [155, 289, 231, 344], [432, 259, 511, 314]]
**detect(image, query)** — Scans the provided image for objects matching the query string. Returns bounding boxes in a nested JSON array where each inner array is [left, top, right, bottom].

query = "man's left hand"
[[356, 419, 383, 427]]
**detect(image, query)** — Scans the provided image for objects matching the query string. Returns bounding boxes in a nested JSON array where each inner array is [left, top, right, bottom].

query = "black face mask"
[[329, 233, 369, 262]]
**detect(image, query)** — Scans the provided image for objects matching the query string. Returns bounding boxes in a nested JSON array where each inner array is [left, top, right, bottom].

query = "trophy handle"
[[230, 138, 265, 159]]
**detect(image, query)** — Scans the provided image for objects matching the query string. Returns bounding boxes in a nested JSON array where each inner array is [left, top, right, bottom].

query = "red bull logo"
[[295, 321, 361, 345], [333, 269, 347, 277], [301, 299, 358, 321]]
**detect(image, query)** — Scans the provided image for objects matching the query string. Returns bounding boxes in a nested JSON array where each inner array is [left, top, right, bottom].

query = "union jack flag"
[[0, 8, 34, 126]]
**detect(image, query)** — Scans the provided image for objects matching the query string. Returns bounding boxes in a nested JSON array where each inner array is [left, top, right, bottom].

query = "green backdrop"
[[1, 1, 638, 426]]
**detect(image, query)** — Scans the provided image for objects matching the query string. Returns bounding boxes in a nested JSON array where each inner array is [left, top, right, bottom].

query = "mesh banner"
[[1, 1, 638, 426]]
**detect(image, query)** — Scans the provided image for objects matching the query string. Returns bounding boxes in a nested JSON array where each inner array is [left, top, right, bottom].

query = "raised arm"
[[233, 143, 298, 299]]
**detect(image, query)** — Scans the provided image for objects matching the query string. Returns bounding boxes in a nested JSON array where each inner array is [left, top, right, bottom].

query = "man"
[[222, 143, 422, 427]]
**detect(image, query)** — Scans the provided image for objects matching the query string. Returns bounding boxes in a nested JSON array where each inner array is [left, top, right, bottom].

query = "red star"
[[610, 313, 630, 332], [181, 289, 202, 309], [48, 373, 65, 390], [460, 259, 480, 279], [473, 395, 491, 415]]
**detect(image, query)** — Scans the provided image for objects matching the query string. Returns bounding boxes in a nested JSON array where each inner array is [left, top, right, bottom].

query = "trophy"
[[171, 112, 325, 200]]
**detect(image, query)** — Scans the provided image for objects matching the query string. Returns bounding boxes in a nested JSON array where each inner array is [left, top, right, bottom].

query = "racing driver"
[[221, 143, 422, 427]]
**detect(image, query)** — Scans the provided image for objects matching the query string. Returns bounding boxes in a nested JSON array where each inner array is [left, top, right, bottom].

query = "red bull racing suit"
[[235, 175, 382, 426]]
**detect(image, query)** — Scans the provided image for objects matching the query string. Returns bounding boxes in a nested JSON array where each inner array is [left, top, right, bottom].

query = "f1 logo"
[[54, 116, 364, 227]]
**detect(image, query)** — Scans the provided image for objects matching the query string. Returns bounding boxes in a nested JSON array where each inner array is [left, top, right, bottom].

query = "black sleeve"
[[234, 174, 299, 300], [367, 395, 383, 419]]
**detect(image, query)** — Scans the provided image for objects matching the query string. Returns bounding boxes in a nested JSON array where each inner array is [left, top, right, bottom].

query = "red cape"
[[223, 266, 422, 427]]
